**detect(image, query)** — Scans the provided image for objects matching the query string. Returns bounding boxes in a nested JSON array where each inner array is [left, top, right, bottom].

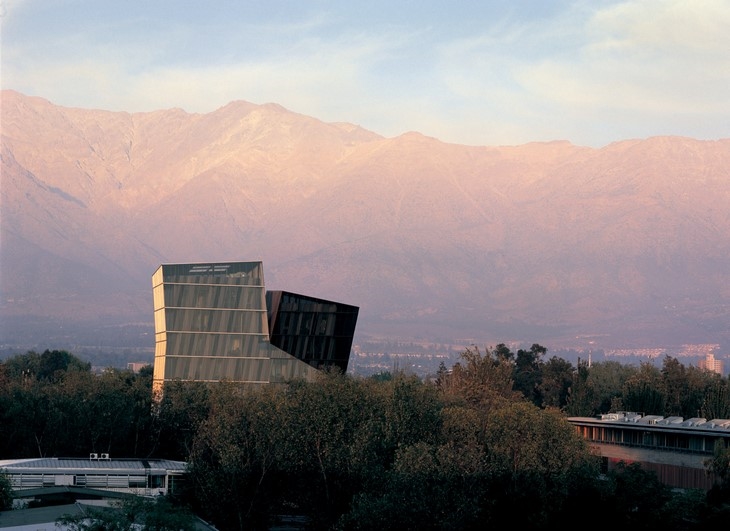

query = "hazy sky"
[[2, 0, 729, 147]]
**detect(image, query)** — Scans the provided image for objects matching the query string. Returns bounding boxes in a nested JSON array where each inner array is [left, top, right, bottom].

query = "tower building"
[[151, 262, 358, 396], [698, 352, 724, 375]]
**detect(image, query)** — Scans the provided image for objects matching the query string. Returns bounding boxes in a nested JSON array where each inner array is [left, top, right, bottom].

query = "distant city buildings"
[[126, 362, 149, 373], [151, 262, 358, 397], [698, 352, 724, 375]]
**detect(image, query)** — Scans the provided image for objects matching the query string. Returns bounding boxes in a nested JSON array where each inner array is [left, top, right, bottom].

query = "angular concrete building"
[[151, 262, 358, 396]]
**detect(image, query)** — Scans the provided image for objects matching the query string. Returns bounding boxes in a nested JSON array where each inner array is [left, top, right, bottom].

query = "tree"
[[622, 362, 664, 415], [379, 372, 442, 449], [603, 462, 676, 529], [152, 380, 211, 460], [485, 401, 593, 479], [513, 344, 546, 406], [338, 389, 488, 530], [565, 358, 595, 416], [2, 350, 159, 458], [705, 438, 730, 487], [678, 366, 714, 418], [585, 360, 636, 415], [661, 355, 689, 416], [187, 382, 270, 530], [277, 371, 397, 528], [1, 351, 42, 380], [480, 402, 596, 528], [37, 349, 90, 382], [0, 470, 12, 510], [437, 346, 518, 408], [702, 439, 730, 525], [56, 495, 196, 531], [539, 356, 573, 409], [339, 439, 488, 530], [702, 377, 730, 420], [493, 343, 513, 361], [2, 376, 53, 457]]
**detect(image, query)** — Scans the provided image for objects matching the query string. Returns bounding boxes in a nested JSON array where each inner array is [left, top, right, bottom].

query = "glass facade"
[[152, 262, 358, 395], [266, 290, 359, 373]]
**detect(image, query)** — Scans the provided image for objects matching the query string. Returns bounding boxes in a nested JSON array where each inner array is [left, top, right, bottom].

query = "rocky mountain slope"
[[2, 90, 729, 352]]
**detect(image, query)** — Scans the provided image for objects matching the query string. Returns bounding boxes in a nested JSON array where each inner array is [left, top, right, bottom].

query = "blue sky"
[[2, 0, 729, 147]]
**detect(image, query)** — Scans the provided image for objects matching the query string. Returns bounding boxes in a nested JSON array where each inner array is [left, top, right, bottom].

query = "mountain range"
[[1, 89, 729, 356]]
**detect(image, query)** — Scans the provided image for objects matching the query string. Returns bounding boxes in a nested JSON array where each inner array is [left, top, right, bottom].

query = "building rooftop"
[[568, 412, 730, 433], [0, 457, 187, 474], [0, 502, 86, 531], [0, 502, 217, 531]]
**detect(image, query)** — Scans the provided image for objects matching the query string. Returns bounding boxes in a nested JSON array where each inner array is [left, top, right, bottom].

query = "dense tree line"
[[1, 347, 730, 529]]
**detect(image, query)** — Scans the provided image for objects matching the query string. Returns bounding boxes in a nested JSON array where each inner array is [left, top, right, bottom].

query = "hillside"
[[1, 90, 729, 353]]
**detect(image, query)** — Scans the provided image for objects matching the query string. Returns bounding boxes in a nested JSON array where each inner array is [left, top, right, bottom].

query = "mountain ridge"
[[1, 90, 729, 353]]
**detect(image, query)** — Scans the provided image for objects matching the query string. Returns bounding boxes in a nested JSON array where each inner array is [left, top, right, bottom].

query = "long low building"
[[567, 412, 730, 490], [0, 455, 187, 504]]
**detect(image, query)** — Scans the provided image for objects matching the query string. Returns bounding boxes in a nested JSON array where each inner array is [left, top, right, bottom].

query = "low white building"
[[0, 455, 187, 504]]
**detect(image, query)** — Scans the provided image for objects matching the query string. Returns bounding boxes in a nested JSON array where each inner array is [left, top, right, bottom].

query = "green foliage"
[[56, 495, 196, 531], [369, 370, 393, 382], [513, 343, 547, 406], [1, 350, 42, 380], [484, 401, 596, 498], [565, 358, 595, 416], [436, 345, 518, 408], [0, 470, 13, 510], [1, 350, 90, 382], [662, 356, 690, 416], [185, 383, 275, 529], [2, 345, 730, 529], [585, 360, 637, 415], [380, 372, 443, 448], [705, 439, 730, 486], [702, 378, 730, 420], [38, 349, 91, 381], [0, 351, 154, 457], [539, 355, 574, 409], [151, 380, 211, 460], [338, 443, 489, 530], [623, 362, 665, 414], [605, 462, 677, 528], [338, 399, 601, 530]]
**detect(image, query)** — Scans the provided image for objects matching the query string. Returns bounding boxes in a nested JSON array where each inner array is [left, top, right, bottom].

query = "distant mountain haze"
[[1, 89, 729, 352]]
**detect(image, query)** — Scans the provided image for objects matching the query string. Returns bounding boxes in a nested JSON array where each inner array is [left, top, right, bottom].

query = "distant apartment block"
[[126, 362, 149, 373], [151, 262, 358, 396], [698, 352, 724, 375]]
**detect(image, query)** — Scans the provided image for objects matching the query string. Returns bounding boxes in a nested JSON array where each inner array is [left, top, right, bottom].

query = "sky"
[[1, 0, 729, 148]]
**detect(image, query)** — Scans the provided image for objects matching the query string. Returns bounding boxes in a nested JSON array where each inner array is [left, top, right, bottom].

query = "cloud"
[[419, 0, 730, 145], [2, 1, 728, 147], [588, 0, 730, 56], [519, 0, 730, 112]]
